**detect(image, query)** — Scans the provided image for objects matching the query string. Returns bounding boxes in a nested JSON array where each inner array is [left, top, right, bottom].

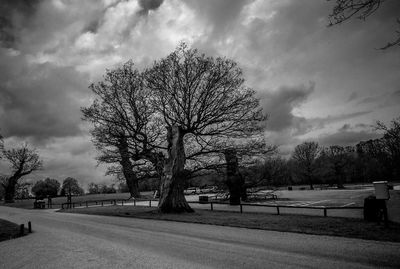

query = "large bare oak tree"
[[145, 43, 265, 212]]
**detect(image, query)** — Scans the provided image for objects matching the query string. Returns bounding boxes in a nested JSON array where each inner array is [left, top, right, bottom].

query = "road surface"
[[0, 206, 399, 268]]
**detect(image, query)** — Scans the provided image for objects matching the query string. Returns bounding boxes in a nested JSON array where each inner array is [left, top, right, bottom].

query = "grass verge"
[[0, 219, 29, 242], [59, 205, 400, 243]]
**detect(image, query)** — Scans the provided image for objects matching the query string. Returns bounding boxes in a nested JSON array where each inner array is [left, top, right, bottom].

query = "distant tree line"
[[239, 117, 400, 190]]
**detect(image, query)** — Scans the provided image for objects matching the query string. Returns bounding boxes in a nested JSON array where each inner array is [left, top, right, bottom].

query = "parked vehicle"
[[184, 187, 199, 195], [200, 186, 218, 194]]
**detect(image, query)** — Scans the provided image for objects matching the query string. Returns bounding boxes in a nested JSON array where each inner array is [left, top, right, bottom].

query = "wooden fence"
[[61, 198, 363, 218]]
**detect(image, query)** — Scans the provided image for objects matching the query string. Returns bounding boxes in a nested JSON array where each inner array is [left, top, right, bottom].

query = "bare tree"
[[328, 0, 400, 49], [1, 144, 43, 203], [82, 61, 165, 198], [321, 145, 354, 188], [145, 43, 266, 212], [376, 117, 400, 178], [291, 141, 320, 190], [61, 177, 84, 197]]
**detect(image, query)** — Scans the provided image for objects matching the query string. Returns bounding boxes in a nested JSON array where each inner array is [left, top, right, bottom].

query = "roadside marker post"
[[28, 221, 32, 233], [20, 224, 24, 236]]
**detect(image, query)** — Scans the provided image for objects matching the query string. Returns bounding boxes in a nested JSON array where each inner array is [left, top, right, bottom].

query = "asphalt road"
[[1, 207, 399, 269]]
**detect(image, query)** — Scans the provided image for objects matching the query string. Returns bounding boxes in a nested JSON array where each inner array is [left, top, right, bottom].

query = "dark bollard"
[[134, 200, 136, 206], [20, 224, 24, 236], [122, 200, 124, 206], [28, 221, 32, 233], [324, 208, 327, 217], [276, 206, 280, 215], [101, 201, 104, 206], [86, 201, 88, 207], [240, 204, 243, 213], [149, 200, 152, 207]]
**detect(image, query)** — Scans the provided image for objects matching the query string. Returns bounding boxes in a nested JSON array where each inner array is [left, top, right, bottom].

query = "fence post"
[[276, 206, 280, 215], [211, 202, 213, 211], [28, 221, 32, 233], [101, 201, 103, 207], [20, 224, 24, 236], [149, 200, 152, 207], [324, 208, 327, 217], [134, 200, 136, 206], [122, 200, 124, 206], [240, 204, 243, 213], [114, 199, 116, 205]]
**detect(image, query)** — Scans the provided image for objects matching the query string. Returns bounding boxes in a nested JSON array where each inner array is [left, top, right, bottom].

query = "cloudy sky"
[[0, 0, 399, 186]]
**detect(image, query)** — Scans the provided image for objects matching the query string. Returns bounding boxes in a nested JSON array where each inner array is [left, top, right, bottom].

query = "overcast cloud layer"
[[0, 0, 399, 186]]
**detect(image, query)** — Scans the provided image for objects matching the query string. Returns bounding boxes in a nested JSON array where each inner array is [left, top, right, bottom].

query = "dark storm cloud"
[[0, 52, 89, 142], [137, 0, 164, 16], [338, 123, 351, 132], [185, 0, 253, 38], [347, 92, 358, 102], [0, 0, 41, 48], [318, 130, 381, 147], [309, 111, 372, 130], [262, 83, 315, 132], [261, 81, 373, 137]]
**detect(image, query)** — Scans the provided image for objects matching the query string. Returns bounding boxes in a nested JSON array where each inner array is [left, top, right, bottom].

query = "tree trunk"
[[118, 136, 141, 198], [224, 149, 245, 205], [147, 151, 165, 193], [158, 126, 193, 213], [337, 174, 345, 189], [308, 176, 314, 190], [307, 166, 314, 190], [3, 178, 17, 203]]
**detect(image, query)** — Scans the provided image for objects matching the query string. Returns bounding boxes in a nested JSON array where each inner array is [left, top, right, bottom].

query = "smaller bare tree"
[[1, 144, 43, 203], [291, 141, 320, 190], [321, 145, 354, 189]]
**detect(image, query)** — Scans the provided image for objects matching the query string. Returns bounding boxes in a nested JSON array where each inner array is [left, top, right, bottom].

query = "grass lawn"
[[0, 219, 29, 242], [59, 205, 400, 243]]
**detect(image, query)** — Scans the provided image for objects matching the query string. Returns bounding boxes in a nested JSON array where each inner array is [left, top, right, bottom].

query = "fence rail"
[[61, 198, 159, 209], [61, 198, 363, 218], [188, 201, 363, 217]]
